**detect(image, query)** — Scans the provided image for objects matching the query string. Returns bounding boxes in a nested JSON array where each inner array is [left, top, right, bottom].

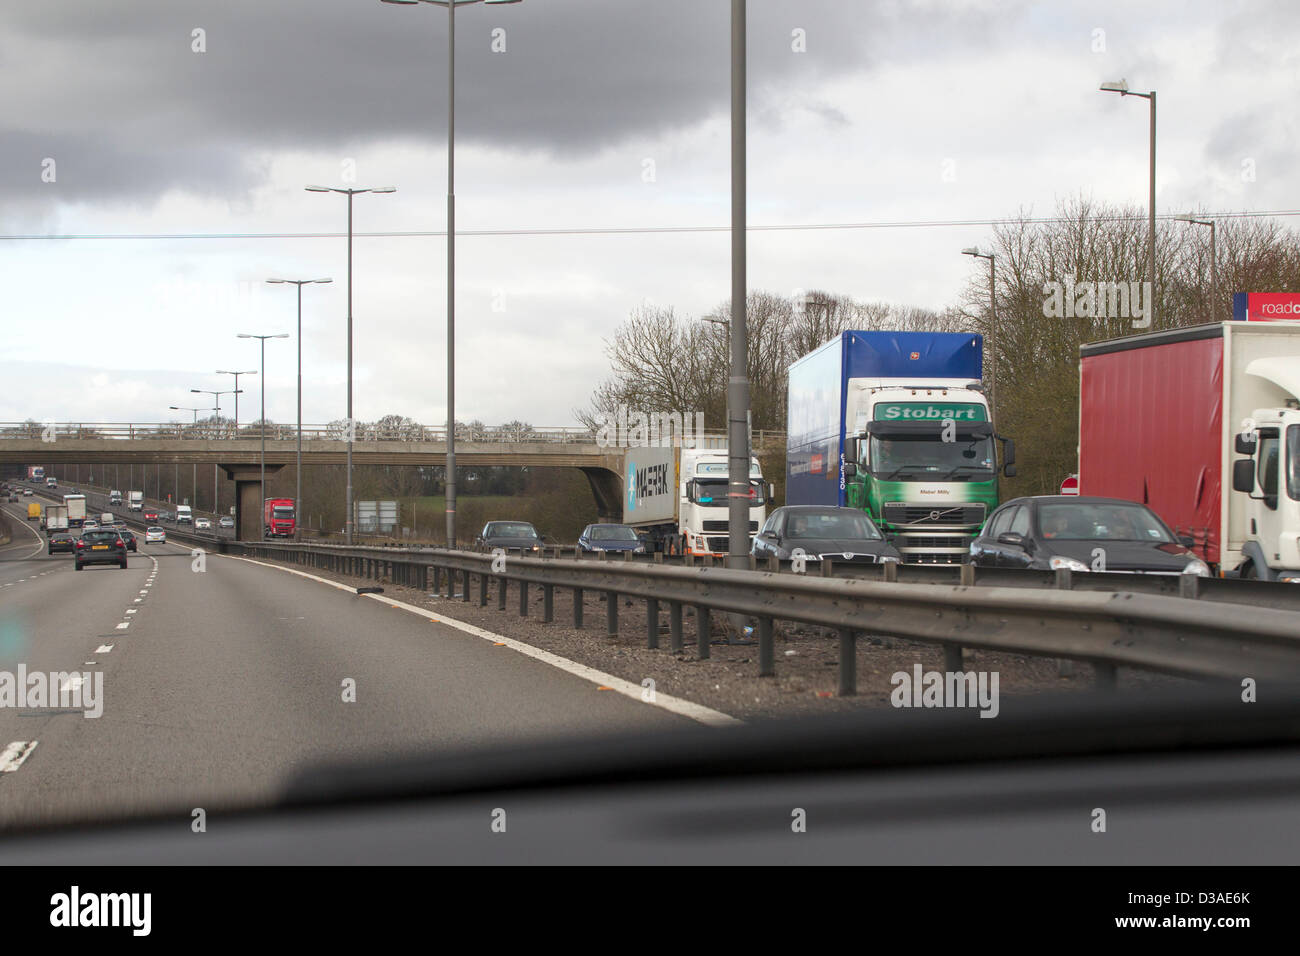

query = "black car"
[[968, 496, 1210, 576], [47, 533, 76, 555], [752, 506, 902, 565], [578, 524, 645, 554], [74, 529, 129, 570], [475, 521, 543, 553], [118, 529, 138, 553]]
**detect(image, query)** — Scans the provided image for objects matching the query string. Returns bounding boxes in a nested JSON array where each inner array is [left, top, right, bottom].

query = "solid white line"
[[222, 554, 741, 727], [0, 740, 37, 773]]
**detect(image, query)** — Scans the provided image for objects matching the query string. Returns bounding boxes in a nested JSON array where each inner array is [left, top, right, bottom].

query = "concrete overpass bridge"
[[0, 422, 786, 529]]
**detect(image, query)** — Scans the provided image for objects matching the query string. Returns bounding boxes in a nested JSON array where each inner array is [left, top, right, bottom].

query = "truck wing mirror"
[[1232, 458, 1256, 494], [998, 435, 1016, 466], [1234, 432, 1257, 455], [1004, 464, 1017, 478], [843, 462, 857, 478], [843, 437, 858, 462]]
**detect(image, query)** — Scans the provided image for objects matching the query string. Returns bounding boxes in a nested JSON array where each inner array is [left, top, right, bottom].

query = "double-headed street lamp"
[[170, 405, 204, 507], [305, 185, 396, 544], [237, 333, 289, 539], [1100, 79, 1157, 328], [962, 246, 997, 410], [191, 388, 242, 514], [381, 0, 524, 549], [268, 278, 332, 538], [216, 369, 257, 432], [1176, 216, 1216, 321]]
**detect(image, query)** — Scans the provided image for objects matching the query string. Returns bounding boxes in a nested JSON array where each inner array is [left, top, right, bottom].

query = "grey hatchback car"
[[74, 529, 129, 570]]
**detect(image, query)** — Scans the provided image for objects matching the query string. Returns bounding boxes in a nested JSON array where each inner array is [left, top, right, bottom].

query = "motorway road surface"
[[0, 497, 692, 828]]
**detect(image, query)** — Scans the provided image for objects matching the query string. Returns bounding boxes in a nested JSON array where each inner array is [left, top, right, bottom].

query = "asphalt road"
[[0, 496, 691, 829]]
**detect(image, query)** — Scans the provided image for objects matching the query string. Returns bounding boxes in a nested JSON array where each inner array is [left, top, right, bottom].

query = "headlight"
[[1182, 559, 1211, 577], [1049, 555, 1090, 572]]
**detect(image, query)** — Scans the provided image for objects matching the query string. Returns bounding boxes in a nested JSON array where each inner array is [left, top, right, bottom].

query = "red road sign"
[[1060, 474, 1079, 495]]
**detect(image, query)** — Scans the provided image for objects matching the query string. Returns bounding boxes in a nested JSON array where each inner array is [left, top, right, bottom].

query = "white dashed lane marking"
[[0, 741, 37, 773], [115, 623, 129, 631], [95, 645, 113, 653]]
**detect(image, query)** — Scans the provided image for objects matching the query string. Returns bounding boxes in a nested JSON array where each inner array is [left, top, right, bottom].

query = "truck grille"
[[702, 521, 759, 532], [882, 503, 986, 527]]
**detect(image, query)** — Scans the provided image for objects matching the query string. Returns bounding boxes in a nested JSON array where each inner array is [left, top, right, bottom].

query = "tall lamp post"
[[380, 0, 524, 549], [192, 388, 241, 514], [305, 187, 395, 546], [1176, 216, 1216, 321], [170, 405, 203, 508], [962, 247, 997, 411], [216, 369, 258, 433], [267, 278, 332, 538], [237, 333, 289, 539], [1100, 79, 1157, 328]]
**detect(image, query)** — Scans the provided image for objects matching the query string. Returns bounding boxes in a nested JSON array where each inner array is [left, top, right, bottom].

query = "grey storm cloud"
[[0, 0, 1016, 209]]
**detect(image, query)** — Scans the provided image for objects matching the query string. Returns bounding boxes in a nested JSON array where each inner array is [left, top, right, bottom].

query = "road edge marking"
[[221, 554, 741, 727]]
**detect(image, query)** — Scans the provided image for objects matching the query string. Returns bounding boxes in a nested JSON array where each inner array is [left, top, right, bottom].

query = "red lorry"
[[264, 498, 296, 538]]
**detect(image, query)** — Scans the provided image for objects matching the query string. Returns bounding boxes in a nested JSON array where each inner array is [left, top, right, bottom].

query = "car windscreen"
[[272, 507, 294, 517], [785, 511, 882, 540], [81, 531, 119, 543], [591, 526, 638, 541], [1037, 503, 1174, 542], [489, 523, 538, 538]]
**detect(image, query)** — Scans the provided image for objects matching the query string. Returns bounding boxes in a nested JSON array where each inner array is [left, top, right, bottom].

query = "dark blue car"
[[578, 524, 645, 554]]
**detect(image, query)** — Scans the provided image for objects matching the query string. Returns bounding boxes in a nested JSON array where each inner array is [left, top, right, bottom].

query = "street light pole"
[[1176, 217, 1216, 321], [727, 0, 752, 587], [216, 369, 258, 433], [192, 388, 242, 517], [1101, 80, 1157, 327], [962, 247, 997, 410], [380, 0, 523, 549], [267, 278, 332, 539], [306, 186, 395, 543], [237, 333, 289, 538]]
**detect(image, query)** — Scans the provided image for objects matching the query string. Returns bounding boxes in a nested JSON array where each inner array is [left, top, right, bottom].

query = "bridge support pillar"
[[220, 464, 287, 541]]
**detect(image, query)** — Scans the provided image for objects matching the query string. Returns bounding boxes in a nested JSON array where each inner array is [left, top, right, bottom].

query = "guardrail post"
[[462, 569, 471, 602], [446, 565, 456, 599], [606, 590, 618, 636], [479, 572, 489, 606], [519, 579, 529, 617], [838, 629, 857, 696], [882, 561, 898, 582], [430, 565, 441, 593], [767, 555, 779, 573], [960, 563, 975, 586], [696, 605, 710, 659], [821, 557, 833, 577], [646, 597, 659, 649], [574, 587, 584, 628], [543, 584, 554, 623], [653, 552, 663, 565], [1179, 573, 1200, 599], [498, 576, 507, 610], [1054, 568, 1076, 677], [758, 617, 774, 677], [669, 602, 683, 652], [420, 564, 428, 591], [944, 644, 964, 673]]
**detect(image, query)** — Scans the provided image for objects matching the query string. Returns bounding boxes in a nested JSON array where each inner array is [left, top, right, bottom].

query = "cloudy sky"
[[2, 0, 1296, 428]]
